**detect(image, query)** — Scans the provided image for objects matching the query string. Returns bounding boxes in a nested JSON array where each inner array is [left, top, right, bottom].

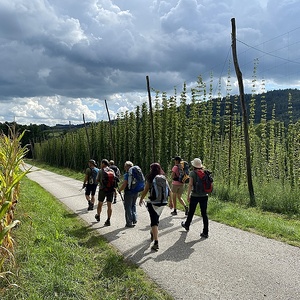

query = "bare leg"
[[97, 201, 103, 215], [152, 225, 158, 241], [107, 202, 112, 219]]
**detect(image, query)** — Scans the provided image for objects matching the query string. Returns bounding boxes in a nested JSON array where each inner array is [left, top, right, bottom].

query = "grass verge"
[[1, 176, 173, 299]]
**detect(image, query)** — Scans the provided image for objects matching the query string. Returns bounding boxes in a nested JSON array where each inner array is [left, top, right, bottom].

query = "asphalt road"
[[25, 165, 300, 300]]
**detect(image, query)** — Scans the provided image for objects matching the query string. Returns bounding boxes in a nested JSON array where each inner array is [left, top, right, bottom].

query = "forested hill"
[[220, 88, 300, 124]]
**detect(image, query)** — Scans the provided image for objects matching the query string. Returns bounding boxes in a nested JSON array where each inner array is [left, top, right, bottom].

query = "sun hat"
[[191, 158, 203, 169]]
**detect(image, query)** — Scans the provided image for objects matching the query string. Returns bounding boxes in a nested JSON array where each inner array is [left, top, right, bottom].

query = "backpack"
[[109, 165, 120, 183], [101, 167, 116, 192], [89, 167, 99, 185], [127, 166, 145, 193], [174, 161, 190, 183], [194, 169, 213, 194], [149, 175, 169, 205]]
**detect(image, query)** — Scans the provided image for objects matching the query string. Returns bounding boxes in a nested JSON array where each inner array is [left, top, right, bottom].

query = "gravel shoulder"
[[26, 165, 300, 300]]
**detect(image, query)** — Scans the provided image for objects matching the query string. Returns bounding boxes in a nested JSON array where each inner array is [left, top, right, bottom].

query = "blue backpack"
[[127, 166, 145, 193], [89, 167, 99, 185]]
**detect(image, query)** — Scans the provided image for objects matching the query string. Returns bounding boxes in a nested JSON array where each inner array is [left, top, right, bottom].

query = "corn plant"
[[0, 126, 29, 276]]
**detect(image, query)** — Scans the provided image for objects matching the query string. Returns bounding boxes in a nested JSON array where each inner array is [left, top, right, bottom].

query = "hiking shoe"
[[104, 219, 111, 226], [95, 214, 100, 222], [181, 221, 189, 231], [151, 243, 159, 251], [171, 210, 177, 216], [185, 206, 189, 216], [125, 224, 135, 228], [200, 233, 209, 238]]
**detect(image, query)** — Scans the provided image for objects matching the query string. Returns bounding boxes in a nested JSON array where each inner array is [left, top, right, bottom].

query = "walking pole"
[[117, 189, 124, 202]]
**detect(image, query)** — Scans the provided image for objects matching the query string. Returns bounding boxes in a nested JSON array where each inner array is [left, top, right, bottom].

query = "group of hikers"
[[82, 156, 213, 251]]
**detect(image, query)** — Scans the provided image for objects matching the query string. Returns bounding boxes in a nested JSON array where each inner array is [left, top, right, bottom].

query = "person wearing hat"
[[170, 156, 189, 216], [181, 158, 209, 238], [82, 159, 99, 211]]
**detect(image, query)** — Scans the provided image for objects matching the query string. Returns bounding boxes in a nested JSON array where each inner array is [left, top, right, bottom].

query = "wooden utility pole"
[[228, 103, 233, 186], [105, 99, 115, 161], [146, 75, 156, 162], [83, 113, 91, 158], [231, 18, 255, 206]]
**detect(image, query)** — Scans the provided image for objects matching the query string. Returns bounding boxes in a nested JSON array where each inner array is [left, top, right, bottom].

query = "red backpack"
[[101, 167, 116, 192], [194, 169, 213, 194]]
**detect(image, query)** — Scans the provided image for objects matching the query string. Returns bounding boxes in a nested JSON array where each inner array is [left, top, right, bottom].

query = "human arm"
[[139, 181, 150, 206], [118, 180, 128, 192], [82, 169, 89, 188], [187, 176, 193, 203]]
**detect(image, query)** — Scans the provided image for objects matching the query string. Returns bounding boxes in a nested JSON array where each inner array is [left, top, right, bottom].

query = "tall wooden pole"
[[82, 113, 91, 158], [228, 103, 233, 186], [105, 99, 115, 161], [146, 75, 156, 162], [231, 18, 255, 206]]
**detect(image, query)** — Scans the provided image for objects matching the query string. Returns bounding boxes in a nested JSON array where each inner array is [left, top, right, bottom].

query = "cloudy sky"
[[1, 0, 300, 126]]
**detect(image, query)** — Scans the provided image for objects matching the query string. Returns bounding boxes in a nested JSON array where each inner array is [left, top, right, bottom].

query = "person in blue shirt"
[[118, 161, 144, 228]]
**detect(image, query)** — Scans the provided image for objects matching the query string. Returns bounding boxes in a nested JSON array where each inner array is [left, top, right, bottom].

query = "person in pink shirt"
[[170, 156, 189, 216]]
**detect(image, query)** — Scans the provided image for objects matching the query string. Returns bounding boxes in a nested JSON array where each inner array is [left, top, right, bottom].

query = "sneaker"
[[88, 203, 94, 211], [87, 201, 92, 210], [113, 197, 117, 204], [181, 221, 189, 231], [104, 219, 111, 226], [151, 243, 159, 251], [95, 214, 100, 222], [171, 210, 177, 216], [185, 206, 189, 216], [200, 233, 209, 238]]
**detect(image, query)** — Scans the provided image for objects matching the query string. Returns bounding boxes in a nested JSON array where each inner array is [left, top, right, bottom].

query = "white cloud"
[[0, 0, 299, 125]]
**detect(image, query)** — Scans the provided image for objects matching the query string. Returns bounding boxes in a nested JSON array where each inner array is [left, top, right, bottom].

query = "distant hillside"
[[217, 88, 300, 124]]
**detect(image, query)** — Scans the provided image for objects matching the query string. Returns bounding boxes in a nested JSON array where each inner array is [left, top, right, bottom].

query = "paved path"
[[26, 165, 300, 300]]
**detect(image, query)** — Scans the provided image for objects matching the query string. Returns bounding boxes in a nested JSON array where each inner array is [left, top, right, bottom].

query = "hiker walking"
[[109, 160, 121, 204], [82, 159, 99, 211], [139, 163, 172, 251], [181, 158, 213, 238], [170, 156, 189, 216], [118, 161, 145, 228], [95, 159, 116, 226]]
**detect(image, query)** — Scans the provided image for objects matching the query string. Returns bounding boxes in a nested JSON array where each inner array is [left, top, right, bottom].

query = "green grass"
[[1, 176, 172, 299], [207, 199, 300, 247]]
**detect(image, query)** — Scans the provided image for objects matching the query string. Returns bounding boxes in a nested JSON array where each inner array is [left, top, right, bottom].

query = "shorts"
[[85, 184, 97, 196], [147, 202, 160, 227], [171, 184, 184, 194], [98, 189, 114, 202]]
